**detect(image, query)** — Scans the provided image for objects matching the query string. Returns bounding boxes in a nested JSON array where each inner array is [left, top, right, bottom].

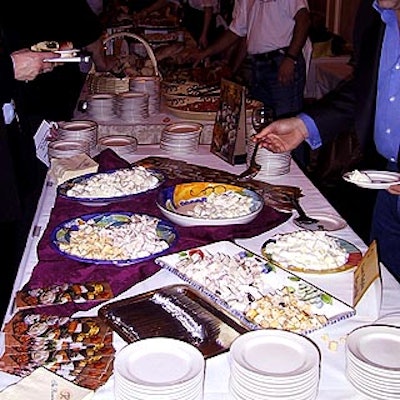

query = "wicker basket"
[[86, 32, 161, 95]]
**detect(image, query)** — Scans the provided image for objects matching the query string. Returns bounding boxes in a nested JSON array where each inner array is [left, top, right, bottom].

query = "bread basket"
[[86, 32, 161, 95]]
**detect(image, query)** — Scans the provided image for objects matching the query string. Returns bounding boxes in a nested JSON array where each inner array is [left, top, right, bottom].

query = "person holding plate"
[[0, 42, 59, 320], [254, 0, 400, 282]]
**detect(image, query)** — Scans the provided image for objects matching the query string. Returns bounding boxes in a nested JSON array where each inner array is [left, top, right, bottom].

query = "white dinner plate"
[[293, 212, 347, 231], [44, 56, 90, 63], [346, 325, 400, 370], [114, 338, 205, 387], [230, 330, 320, 378], [53, 49, 79, 56], [374, 312, 400, 327], [343, 170, 400, 189]]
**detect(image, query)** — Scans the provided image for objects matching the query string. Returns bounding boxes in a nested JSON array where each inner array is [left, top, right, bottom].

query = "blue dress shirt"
[[300, 1, 400, 163]]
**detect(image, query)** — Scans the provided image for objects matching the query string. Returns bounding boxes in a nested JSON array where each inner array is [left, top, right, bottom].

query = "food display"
[[99, 284, 248, 358], [30, 40, 61, 52], [0, 311, 114, 389], [157, 182, 264, 226], [262, 230, 362, 274], [144, 32, 178, 43], [137, 14, 179, 29], [51, 212, 177, 265], [15, 282, 113, 309], [155, 241, 355, 334], [58, 167, 164, 204]]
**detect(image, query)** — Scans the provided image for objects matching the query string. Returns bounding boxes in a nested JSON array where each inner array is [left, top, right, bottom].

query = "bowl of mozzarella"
[[156, 182, 264, 226], [261, 230, 361, 274]]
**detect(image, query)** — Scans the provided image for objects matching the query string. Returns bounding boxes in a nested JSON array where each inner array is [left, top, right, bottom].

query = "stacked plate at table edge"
[[229, 329, 321, 400], [114, 337, 205, 400], [346, 324, 400, 399]]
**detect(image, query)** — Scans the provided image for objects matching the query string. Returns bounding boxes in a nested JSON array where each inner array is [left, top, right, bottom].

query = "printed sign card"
[[211, 79, 247, 165], [353, 240, 382, 319]]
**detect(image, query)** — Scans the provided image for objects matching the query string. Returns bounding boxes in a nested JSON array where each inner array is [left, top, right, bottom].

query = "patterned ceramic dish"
[[58, 167, 164, 205], [51, 212, 177, 266], [156, 182, 264, 226]]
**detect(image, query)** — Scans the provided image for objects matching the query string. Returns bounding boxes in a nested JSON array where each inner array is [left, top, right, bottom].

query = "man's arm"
[[286, 7, 311, 60], [278, 7, 311, 85], [193, 29, 240, 64], [198, 6, 213, 49]]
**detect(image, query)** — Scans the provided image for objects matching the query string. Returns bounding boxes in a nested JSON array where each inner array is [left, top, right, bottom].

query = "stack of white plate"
[[130, 76, 161, 116], [56, 120, 98, 156], [247, 141, 291, 179], [229, 330, 321, 400], [48, 139, 91, 160], [86, 94, 116, 122], [114, 338, 205, 400], [346, 325, 400, 399], [116, 92, 149, 122], [97, 135, 138, 157], [160, 122, 202, 155]]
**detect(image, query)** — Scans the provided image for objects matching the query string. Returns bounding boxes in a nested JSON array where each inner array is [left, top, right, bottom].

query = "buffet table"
[[1, 145, 399, 400]]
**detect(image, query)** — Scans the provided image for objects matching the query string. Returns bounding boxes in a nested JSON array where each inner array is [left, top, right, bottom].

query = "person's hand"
[[387, 184, 400, 195], [278, 58, 295, 85], [11, 49, 58, 81], [198, 33, 208, 50], [182, 47, 207, 66], [254, 117, 308, 153]]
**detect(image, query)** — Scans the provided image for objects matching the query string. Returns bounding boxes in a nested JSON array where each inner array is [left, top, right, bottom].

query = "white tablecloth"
[[1, 145, 399, 400], [305, 56, 353, 99]]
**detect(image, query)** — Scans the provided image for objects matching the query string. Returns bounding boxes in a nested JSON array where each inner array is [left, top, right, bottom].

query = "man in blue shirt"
[[254, 0, 400, 282]]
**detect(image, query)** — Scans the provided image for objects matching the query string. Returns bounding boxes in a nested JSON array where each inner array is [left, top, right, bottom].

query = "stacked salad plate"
[[346, 325, 400, 399], [229, 330, 321, 400], [160, 122, 202, 155], [114, 338, 205, 400]]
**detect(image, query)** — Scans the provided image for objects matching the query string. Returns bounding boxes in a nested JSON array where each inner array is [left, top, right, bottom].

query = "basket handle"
[[103, 32, 161, 79]]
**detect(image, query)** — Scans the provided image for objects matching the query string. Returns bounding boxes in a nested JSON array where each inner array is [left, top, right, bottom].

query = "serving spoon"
[[237, 142, 261, 181]]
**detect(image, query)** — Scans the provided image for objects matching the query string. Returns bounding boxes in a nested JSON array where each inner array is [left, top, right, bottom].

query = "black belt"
[[249, 47, 289, 61]]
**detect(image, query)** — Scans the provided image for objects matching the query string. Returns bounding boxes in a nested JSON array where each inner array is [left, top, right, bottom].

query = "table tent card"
[[353, 240, 382, 319], [211, 79, 247, 165]]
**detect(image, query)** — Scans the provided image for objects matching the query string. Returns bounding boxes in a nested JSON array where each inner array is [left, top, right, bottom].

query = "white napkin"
[[49, 153, 99, 185], [0, 367, 94, 400]]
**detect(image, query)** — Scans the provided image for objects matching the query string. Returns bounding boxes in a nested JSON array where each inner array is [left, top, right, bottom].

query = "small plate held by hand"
[[343, 170, 400, 189]]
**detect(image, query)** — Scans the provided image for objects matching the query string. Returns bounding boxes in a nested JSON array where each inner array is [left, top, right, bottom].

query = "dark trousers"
[[370, 162, 400, 282], [249, 52, 306, 117]]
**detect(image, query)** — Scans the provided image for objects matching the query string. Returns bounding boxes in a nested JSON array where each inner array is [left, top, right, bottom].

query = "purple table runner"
[[25, 150, 290, 314]]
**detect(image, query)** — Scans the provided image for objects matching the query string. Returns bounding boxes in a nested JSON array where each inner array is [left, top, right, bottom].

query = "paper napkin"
[[0, 367, 94, 400]]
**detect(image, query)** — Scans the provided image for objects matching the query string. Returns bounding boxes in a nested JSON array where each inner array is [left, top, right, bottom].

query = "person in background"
[[254, 0, 400, 282], [0, 1, 115, 306], [0, 0, 111, 123], [136, 0, 220, 49], [189, 0, 311, 166], [0, 45, 58, 320], [191, 0, 311, 116]]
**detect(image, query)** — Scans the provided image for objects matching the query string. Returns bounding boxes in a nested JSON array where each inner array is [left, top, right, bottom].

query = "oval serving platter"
[[261, 234, 362, 274], [51, 211, 178, 266], [57, 167, 165, 206]]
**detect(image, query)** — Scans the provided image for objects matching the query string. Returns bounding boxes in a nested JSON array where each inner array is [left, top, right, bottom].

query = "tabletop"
[[0, 145, 399, 400]]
